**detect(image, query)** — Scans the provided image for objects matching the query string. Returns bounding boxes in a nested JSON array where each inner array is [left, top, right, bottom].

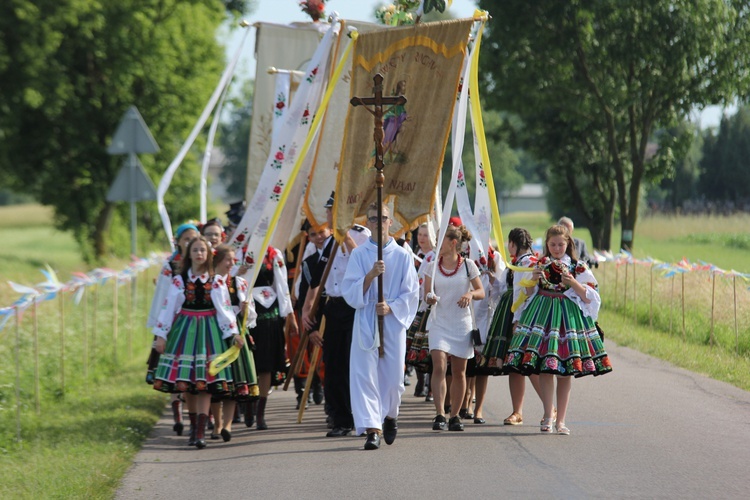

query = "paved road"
[[117, 342, 750, 499]]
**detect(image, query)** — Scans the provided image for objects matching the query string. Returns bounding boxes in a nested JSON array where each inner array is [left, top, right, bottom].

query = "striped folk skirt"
[[480, 289, 514, 375], [153, 309, 234, 394], [503, 290, 612, 377]]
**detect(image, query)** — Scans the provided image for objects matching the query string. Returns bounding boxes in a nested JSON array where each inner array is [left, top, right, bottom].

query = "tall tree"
[[698, 106, 750, 205], [478, 0, 750, 250], [0, 0, 254, 259]]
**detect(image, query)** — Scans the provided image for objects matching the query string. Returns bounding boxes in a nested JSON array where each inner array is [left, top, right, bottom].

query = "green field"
[[0, 205, 749, 498]]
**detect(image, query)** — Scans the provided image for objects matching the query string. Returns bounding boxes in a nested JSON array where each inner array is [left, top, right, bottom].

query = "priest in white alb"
[[342, 203, 419, 450]]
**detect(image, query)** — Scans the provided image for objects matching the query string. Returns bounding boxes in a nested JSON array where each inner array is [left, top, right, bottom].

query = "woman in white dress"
[[423, 225, 485, 431]]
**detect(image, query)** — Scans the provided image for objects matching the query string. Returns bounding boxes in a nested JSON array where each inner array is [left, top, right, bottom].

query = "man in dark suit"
[[558, 216, 596, 267]]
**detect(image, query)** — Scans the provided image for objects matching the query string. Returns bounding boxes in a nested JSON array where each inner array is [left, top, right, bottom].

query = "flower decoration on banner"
[[456, 169, 466, 188], [274, 93, 286, 117], [306, 66, 319, 84], [301, 105, 311, 125], [375, 0, 452, 26], [478, 163, 487, 188], [456, 77, 464, 100], [270, 180, 285, 201], [244, 251, 256, 268], [299, 0, 326, 22], [270, 145, 286, 170]]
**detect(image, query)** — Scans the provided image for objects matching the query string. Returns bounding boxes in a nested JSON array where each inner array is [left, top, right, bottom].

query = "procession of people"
[[145, 188, 612, 450]]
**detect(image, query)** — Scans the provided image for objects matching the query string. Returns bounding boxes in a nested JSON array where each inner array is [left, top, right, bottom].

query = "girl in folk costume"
[[152, 236, 244, 449], [482, 228, 545, 426], [210, 244, 259, 442], [504, 225, 612, 435], [423, 225, 485, 432], [146, 222, 199, 436], [246, 246, 298, 430]]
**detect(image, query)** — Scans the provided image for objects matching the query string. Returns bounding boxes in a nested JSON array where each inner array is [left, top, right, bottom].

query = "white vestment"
[[342, 238, 419, 435]]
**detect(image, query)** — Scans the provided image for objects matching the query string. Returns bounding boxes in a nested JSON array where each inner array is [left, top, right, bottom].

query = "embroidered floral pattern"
[[478, 163, 487, 188], [270, 180, 284, 201], [306, 65, 319, 83], [274, 92, 286, 117], [456, 77, 464, 100], [301, 105, 310, 125], [271, 145, 286, 170], [456, 169, 466, 188]]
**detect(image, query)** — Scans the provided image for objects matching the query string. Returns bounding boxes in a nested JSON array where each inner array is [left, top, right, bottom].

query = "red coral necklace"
[[438, 255, 462, 277]]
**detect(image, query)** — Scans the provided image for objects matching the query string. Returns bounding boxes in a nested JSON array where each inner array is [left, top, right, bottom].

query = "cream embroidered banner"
[[334, 19, 474, 241]]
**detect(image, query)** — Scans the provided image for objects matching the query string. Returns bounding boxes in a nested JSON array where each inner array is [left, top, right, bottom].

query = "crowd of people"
[[145, 195, 613, 450]]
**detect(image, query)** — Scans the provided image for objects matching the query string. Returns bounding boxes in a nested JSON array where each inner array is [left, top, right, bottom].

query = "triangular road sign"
[[107, 106, 160, 155], [106, 158, 158, 202]]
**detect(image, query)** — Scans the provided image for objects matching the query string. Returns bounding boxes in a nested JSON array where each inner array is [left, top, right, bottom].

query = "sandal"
[[540, 417, 554, 433], [556, 423, 570, 436], [504, 412, 523, 426], [540, 407, 558, 425]]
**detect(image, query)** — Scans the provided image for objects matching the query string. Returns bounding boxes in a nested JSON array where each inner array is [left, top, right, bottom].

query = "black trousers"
[[322, 296, 355, 428]]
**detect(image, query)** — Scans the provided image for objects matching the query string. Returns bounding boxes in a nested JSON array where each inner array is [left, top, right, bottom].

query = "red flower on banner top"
[[235, 234, 245, 242], [299, 0, 326, 22]]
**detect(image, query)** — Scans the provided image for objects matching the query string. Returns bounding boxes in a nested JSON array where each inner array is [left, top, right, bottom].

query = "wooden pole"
[[669, 275, 675, 335], [92, 286, 98, 366], [113, 276, 119, 366], [733, 276, 738, 354], [632, 262, 637, 325], [15, 307, 22, 442], [681, 272, 686, 341], [649, 264, 654, 327], [709, 273, 716, 348], [350, 73, 406, 358], [623, 260, 628, 311], [128, 278, 134, 360], [59, 293, 65, 395], [297, 317, 325, 424], [284, 243, 339, 391], [83, 289, 89, 380], [33, 298, 40, 416]]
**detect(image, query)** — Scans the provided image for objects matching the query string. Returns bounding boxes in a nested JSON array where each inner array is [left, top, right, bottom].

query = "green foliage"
[[0, 0, 255, 260], [698, 105, 750, 203], [477, 0, 750, 250], [218, 80, 253, 201]]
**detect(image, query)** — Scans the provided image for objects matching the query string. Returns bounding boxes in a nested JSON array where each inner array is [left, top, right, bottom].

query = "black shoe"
[[210, 432, 220, 440], [459, 408, 474, 420], [364, 432, 381, 450], [195, 438, 206, 449], [326, 415, 334, 429], [425, 394, 434, 402], [313, 385, 324, 405], [296, 394, 309, 410], [474, 417, 486, 424], [383, 418, 398, 445], [326, 426, 352, 437], [256, 421, 268, 431], [413, 379, 424, 397], [173, 422, 184, 436], [220, 428, 231, 442], [432, 415, 447, 431], [187, 431, 196, 447], [403, 374, 411, 386], [448, 416, 464, 431]]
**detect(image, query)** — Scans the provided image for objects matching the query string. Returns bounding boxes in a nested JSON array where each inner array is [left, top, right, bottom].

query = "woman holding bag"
[[423, 224, 484, 432]]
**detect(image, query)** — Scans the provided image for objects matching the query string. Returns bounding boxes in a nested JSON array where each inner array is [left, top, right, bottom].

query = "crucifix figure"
[[350, 73, 407, 357]]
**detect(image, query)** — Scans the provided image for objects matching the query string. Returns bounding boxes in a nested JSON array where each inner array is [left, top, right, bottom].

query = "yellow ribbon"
[[209, 345, 240, 376]]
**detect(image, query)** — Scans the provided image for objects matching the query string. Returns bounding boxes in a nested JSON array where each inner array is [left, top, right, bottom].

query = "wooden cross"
[[350, 73, 407, 357]]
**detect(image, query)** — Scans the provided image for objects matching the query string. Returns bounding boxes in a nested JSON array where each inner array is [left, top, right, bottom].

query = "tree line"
[[2, 0, 749, 259]]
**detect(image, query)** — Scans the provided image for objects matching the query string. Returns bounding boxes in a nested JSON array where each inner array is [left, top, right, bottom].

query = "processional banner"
[[334, 19, 474, 241]]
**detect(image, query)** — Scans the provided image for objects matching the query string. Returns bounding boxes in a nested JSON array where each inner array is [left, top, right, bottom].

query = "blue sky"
[[219, 0, 734, 128]]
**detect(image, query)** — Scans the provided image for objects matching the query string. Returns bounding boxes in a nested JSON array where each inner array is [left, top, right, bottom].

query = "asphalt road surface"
[[117, 342, 750, 499]]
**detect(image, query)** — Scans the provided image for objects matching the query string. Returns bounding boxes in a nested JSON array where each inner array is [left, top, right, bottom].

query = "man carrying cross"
[[342, 203, 419, 450]]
